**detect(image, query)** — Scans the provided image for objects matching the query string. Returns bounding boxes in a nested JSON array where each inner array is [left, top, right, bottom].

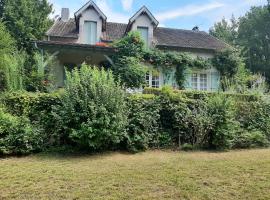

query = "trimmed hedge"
[[1, 91, 62, 148], [143, 87, 261, 101], [0, 88, 269, 155]]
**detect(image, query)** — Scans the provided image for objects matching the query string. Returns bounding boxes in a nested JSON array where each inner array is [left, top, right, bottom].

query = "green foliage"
[[209, 16, 238, 46], [2, 91, 62, 147], [126, 95, 161, 152], [25, 52, 58, 92], [205, 94, 237, 149], [235, 99, 270, 140], [181, 143, 194, 151], [232, 130, 269, 149], [1, 0, 53, 52], [237, 5, 270, 83], [111, 56, 147, 88], [0, 52, 25, 92], [113, 31, 145, 58], [0, 106, 42, 155], [1, 88, 270, 153], [0, 21, 15, 55], [53, 64, 128, 151], [143, 49, 211, 88], [110, 32, 146, 88], [111, 31, 211, 89], [212, 49, 243, 78]]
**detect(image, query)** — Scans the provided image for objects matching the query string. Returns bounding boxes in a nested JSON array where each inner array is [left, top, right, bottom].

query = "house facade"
[[37, 0, 227, 91]]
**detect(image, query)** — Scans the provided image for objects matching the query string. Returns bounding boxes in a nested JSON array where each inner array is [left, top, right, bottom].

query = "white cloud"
[[121, 0, 134, 11], [96, 0, 130, 23], [156, 2, 225, 22], [203, 0, 267, 26]]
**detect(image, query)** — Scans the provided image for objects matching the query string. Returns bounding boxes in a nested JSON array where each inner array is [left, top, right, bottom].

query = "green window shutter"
[[84, 21, 97, 45], [184, 71, 192, 89], [137, 27, 149, 47], [211, 72, 220, 91]]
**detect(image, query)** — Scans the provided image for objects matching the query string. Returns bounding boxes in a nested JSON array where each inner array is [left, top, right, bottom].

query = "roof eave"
[[35, 41, 116, 53], [156, 44, 221, 53]]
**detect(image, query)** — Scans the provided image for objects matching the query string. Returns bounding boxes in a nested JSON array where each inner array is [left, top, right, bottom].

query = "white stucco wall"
[[131, 14, 154, 47], [78, 8, 102, 44], [188, 51, 214, 59]]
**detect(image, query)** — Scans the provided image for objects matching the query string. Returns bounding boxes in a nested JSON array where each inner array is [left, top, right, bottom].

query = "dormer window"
[[137, 26, 149, 47], [74, 1, 107, 45], [84, 21, 97, 44]]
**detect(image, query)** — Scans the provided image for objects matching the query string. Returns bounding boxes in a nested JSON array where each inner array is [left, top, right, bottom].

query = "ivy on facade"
[[111, 31, 233, 89]]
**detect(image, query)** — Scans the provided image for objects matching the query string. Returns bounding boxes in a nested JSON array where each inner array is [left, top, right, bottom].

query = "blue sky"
[[49, 0, 267, 31]]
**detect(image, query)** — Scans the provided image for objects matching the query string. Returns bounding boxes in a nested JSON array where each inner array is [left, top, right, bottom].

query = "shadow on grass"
[[34, 146, 134, 161]]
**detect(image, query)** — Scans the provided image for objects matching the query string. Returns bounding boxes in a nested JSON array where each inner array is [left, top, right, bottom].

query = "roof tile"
[[46, 19, 227, 50]]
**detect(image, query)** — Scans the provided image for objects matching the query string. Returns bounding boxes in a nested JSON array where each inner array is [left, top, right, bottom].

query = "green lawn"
[[0, 149, 270, 200]]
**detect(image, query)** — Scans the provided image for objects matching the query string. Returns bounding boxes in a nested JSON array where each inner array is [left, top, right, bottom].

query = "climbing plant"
[[110, 31, 214, 89]]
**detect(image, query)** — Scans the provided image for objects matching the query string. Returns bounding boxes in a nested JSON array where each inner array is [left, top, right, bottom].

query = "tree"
[[0, 0, 5, 18], [209, 16, 238, 46], [0, 21, 15, 55], [0, 21, 17, 91], [237, 5, 270, 82], [2, 0, 53, 52]]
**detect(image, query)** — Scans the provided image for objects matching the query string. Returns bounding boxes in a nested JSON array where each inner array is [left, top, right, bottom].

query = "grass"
[[0, 149, 270, 200]]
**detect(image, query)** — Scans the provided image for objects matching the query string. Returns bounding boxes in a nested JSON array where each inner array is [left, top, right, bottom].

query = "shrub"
[[2, 91, 62, 147], [158, 87, 213, 147], [0, 106, 42, 155], [232, 130, 269, 149], [235, 99, 270, 140], [205, 94, 238, 149], [181, 143, 194, 151], [53, 64, 128, 151], [125, 94, 161, 152]]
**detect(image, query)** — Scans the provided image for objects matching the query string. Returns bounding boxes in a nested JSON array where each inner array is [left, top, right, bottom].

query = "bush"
[[205, 94, 238, 149], [125, 94, 161, 152], [232, 130, 269, 149], [235, 99, 270, 140], [53, 64, 128, 151], [181, 143, 194, 151], [0, 106, 42, 155], [2, 91, 62, 146]]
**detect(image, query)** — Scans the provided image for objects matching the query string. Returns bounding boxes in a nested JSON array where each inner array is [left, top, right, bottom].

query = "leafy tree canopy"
[[209, 16, 238, 46], [1, 0, 53, 52], [0, 21, 15, 55], [237, 5, 270, 82]]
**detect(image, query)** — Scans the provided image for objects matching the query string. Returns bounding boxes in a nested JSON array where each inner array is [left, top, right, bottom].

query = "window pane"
[[191, 73, 198, 90], [137, 27, 149, 47], [145, 72, 150, 87], [200, 74, 207, 91], [152, 75, 160, 88], [84, 21, 97, 45]]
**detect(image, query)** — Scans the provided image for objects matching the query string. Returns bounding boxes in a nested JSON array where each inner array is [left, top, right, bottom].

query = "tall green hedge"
[[1, 87, 269, 155]]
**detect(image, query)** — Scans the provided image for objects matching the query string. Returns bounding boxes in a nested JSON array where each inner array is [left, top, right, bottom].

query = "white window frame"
[[191, 72, 208, 91], [145, 70, 161, 88]]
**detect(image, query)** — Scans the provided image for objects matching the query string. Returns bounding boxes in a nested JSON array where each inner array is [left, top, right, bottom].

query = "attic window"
[[84, 21, 97, 45], [137, 26, 149, 47]]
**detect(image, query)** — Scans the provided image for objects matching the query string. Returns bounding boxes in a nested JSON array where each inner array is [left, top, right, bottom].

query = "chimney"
[[192, 26, 199, 31], [61, 8, 70, 22]]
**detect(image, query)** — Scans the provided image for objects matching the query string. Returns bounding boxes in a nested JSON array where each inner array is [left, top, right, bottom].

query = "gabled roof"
[[74, 0, 107, 21], [128, 6, 159, 28], [46, 19, 228, 51]]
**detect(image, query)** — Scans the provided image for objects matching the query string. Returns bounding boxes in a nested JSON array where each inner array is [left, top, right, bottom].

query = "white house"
[[36, 0, 228, 91]]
